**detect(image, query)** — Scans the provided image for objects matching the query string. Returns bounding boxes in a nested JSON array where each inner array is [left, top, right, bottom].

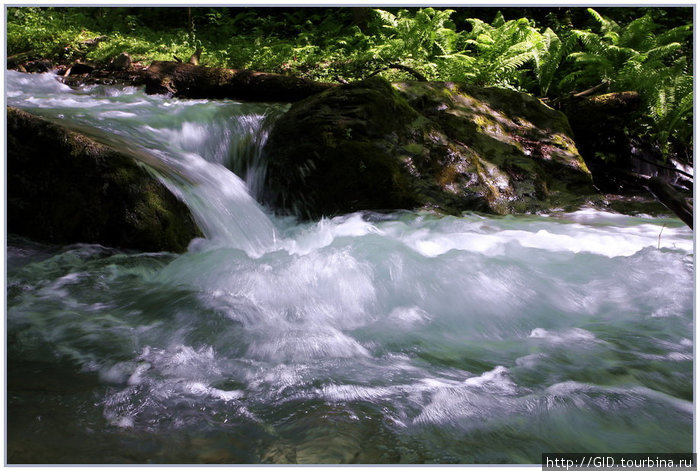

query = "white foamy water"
[[6, 71, 693, 464], [7, 70, 285, 256]]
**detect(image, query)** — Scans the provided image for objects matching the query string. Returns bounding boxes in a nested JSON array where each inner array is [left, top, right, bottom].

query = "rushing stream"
[[6, 71, 694, 464]]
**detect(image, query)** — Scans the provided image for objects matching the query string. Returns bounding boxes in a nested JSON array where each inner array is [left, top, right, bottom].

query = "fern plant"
[[622, 55, 693, 155], [531, 27, 579, 96], [561, 8, 693, 155], [364, 8, 461, 80], [461, 13, 545, 90]]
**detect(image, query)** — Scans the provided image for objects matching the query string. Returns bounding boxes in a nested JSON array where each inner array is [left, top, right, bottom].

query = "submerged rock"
[[7, 107, 201, 252], [263, 78, 594, 218]]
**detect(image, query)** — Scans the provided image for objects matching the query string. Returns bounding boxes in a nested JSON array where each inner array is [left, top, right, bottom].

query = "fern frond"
[[491, 11, 506, 28], [567, 51, 609, 66], [534, 27, 565, 95], [558, 69, 584, 89], [494, 50, 534, 73], [656, 24, 692, 46], [373, 9, 397, 28], [465, 18, 490, 36], [619, 13, 656, 51], [646, 42, 683, 61], [602, 31, 620, 45], [571, 30, 609, 55], [587, 8, 620, 34]]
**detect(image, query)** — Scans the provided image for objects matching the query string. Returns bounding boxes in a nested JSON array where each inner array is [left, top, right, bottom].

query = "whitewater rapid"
[[6, 71, 693, 463]]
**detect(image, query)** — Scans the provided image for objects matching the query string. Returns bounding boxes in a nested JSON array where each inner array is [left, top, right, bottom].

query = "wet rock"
[[60, 65, 148, 88], [263, 78, 421, 217], [261, 442, 296, 464], [7, 107, 201, 252], [111, 52, 132, 70], [22, 59, 53, 73], [596, 194, 672, 217], [7, 51, 37, 70], [263, 77, 594, 219], [68, 62, 95, 75]]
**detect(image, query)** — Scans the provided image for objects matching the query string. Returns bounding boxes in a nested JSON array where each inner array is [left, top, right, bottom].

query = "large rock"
[[263, 78, 594, 219], [7, 107, 201, 252]]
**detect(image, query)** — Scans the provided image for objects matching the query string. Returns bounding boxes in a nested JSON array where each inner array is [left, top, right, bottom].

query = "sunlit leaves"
[[563, 8, 693, 155], [6, 7, 692, 154]]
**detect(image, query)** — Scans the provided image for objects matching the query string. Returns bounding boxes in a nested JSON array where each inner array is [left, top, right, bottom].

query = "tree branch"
[[616, 171, 692, 229], [573, 81, 608, 98], [632, 154, 693, 179], [645, 176, 693, 229]]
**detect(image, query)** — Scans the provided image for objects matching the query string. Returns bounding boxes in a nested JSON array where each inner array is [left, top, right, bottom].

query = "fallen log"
[[646, 176, 693, 229], [143, 61, 337, 102], [7, 51, 36, 68], [618, 170, 693, 229]]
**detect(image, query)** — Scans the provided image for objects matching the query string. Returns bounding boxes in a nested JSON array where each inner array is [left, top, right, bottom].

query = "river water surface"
[[6, 71, 694, 464]]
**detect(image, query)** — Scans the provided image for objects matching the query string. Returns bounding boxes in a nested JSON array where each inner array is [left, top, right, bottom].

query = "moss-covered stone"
[[263, 78, 595, 219], [7, 107, 202, 252], [263, 78, 422, 217]]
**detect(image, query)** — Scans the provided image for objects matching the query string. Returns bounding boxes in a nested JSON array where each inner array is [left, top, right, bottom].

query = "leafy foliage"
[[461, 15, 540, 88], [7, 8, 102, 60], [6, 6, 693, 157], [560, 8, 693, 155]]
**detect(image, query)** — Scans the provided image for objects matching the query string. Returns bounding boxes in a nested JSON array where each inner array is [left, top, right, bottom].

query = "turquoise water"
[[6, 71, 694, 464]]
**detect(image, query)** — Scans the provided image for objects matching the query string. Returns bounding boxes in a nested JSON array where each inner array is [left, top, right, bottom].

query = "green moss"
[[472, 114, 495, 131], [110, 167, 135, 185], [7, 106, 201, 252], [402, 143, 424, 155], [265, 79, 595, 219], [551, 133, 573, 151]]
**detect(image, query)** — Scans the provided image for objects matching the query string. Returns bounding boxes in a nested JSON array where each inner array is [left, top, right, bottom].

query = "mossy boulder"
[[7, 107, 201, 252], [263, 78, 422, 216], [263, 78, 594, 218]]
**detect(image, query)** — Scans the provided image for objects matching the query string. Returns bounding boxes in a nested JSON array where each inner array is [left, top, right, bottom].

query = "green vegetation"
[[6, 6, 692, 158]]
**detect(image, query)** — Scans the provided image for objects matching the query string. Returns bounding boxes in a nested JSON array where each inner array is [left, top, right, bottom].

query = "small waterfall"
[[6, 71, 285, 256]]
